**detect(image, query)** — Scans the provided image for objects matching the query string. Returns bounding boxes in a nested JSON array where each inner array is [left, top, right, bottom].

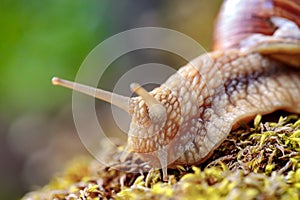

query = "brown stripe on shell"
[[212, 0, 300, 50]]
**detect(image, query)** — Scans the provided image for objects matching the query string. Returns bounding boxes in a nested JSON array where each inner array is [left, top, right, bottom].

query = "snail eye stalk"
[[52, 77, 130, 112]]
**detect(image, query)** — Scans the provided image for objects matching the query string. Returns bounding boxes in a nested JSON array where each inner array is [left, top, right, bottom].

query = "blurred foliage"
[[0, 1, 108, 199], [0, 0, 106, 119]]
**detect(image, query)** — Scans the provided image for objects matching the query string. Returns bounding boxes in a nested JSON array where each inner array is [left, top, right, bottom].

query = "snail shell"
[[213, 0, 300, 67], [213, 0, 300, 50]]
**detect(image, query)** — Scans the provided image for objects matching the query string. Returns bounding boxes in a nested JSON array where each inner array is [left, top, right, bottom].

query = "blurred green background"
[[0, 0, 221, 199]]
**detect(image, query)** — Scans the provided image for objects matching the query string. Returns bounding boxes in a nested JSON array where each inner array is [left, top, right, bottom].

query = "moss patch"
[[22, 114, 300, 200]]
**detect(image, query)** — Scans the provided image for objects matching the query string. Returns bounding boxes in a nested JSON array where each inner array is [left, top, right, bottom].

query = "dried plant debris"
[[22, 114, 300, 200]]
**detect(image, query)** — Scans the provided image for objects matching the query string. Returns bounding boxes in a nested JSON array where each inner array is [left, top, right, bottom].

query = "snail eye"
[[130, 83, 167, 125]]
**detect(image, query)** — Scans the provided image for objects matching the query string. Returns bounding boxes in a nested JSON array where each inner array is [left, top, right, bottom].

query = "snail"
[[52, 0, 300, 180]]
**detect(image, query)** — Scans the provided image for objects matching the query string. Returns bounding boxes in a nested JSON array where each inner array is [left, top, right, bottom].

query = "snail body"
[[53, 0, 300, 179], [128, 49, 300, 176]]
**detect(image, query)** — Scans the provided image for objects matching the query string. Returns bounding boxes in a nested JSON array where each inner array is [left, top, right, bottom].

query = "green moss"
[[22, 114, 300, 200]]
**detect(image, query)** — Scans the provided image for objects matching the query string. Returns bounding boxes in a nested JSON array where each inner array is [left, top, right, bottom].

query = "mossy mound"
[[22, 114, 300, 200]]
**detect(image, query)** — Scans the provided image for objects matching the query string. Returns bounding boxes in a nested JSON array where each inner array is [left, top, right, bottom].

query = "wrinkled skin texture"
[[127, 50, 300, 170]]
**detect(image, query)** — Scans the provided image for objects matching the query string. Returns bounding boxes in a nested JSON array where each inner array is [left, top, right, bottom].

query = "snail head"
[[52, 77, 181, 155]]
